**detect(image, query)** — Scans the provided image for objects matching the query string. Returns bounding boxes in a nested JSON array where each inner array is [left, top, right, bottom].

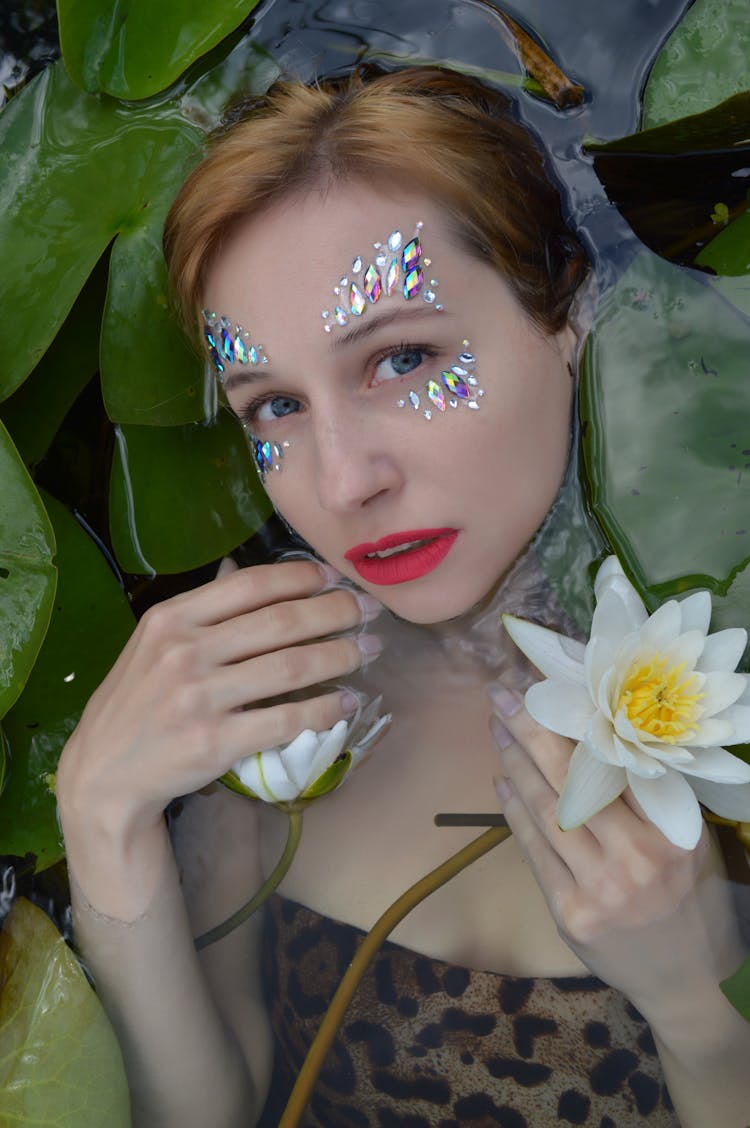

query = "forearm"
[[650, 977, 750, 1128], [68, 822, 260, 1128]]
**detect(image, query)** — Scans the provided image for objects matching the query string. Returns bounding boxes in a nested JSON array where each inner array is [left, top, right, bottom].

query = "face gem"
[[424, 290, 436, 303], [349, 284, 366, 316], [451, 365, 468, 377], [220, 326, 235, 363], [375, 251, 387, 268], [248, 344, 259, 365], [385, 259, 400, 296], [441, 369, 470, 399], [334, 306, 349, 326], [387, 230, 403, 252], [234, 334, 249, 364], [363, 265, 382, 303], [352, 256, 363, 273], [401, 237, 421, 271], [403, 267, 424, 300], [426, 380, 446, 411], [424, 410, 432, 420], [458, 352, 475, 364], [408, 390, 420, 410]]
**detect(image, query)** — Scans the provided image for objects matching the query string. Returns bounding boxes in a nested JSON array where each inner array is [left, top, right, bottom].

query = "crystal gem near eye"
[[402, 237, 421, 271], [459, 352, 475, 364], [220, 326, 235, 363], [386, 259, 399, 296], [442, 370, 470, 399], [234, 333, 248, 365], [248, 344, 259, 365], [352, 257, 362, 274], [363, 265, 382, 303], [388, 231, 403, 252], [408, 390, 420, 409], [426, 380, 446, 411], [403, 267, 424, 300], [334, 306, 348, 327], [349, 284, 366, 316]]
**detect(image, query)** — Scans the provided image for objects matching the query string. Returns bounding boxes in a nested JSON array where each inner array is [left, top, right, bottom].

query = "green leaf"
[[580, 249, 750, 610], [302, 751, 352, 800], [0, 727, 6, 798], [0, 898, 130, 1126], [58, 0, 261, 100], [0, 255, 108, 472], [696, 207, 750, 277], [109, 412, 272, 574], [721, 952, 750, 1024], [0, 421, 56, 720], [0, 494, 134, 869], [642, 0, 750, 128], [0, 60, 206, 425]]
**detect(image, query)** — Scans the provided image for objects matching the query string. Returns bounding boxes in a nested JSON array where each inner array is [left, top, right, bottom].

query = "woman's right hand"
[[56, 557, 383, 869]]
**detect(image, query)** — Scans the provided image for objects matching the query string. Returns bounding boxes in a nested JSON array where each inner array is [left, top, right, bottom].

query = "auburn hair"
[[164, 66, 588, 339]]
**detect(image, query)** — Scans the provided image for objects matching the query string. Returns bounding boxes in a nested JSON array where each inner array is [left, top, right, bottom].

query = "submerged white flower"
[[222, 696, 391, 808], [503, 556, 750, 849]]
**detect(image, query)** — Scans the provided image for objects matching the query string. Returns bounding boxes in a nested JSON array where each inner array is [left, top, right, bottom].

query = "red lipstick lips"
[[344, 528, 458, 585]]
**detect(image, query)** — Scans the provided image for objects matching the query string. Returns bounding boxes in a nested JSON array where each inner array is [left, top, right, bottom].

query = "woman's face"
[[204, 183, 575, 624]]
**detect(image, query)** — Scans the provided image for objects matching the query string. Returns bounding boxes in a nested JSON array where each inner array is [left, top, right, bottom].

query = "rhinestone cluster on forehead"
[[397, 341, 484, 420], [245, 431, 289, 483], [321, 222, 443, 331], [201, 310, 268, 381]]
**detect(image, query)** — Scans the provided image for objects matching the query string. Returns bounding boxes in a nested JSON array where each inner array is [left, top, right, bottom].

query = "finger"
[[211, 632, 383, 711], [165, 559, 341, 627], [219, 689, 366, 762], [204, 588, 383, 665], [489, 685, 571, 794], [495, 773, 576, 898], [493, 728, 602, 882]]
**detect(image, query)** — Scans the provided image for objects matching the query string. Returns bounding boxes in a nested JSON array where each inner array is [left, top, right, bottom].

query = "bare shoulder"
[[170, 784, 274, 1116]]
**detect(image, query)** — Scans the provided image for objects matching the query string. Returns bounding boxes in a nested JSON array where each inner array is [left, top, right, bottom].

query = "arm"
[[490, 692, 750, 1127], [57, 558, 381, 1127]]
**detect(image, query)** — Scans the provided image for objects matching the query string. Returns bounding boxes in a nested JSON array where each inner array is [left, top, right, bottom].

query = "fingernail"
[[490, 714, 513, 750], [494, 775, 513, 804], [353, 591, 385, 623], [357, 633, 384, 662], [340, 689, 364, 717], [488, 685, 522, 718]]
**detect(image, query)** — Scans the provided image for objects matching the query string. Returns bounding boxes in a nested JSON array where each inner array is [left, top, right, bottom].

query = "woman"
[[56, 68, 750, 1126]]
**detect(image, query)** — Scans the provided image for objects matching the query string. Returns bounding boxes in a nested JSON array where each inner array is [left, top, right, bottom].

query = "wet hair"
[[164, 66, 588, 339]]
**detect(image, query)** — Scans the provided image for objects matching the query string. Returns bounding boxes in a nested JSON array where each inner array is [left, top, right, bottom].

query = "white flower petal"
[[502, 616, 586, 684], [303, 721, 348, 788], [594, 555, 626, 597], [583, 710, 623, 766], [524, 680, 595, 741], [688, 777, 750, 821], [590, 586, 644, 652], [594, 559, 648, 629], [696, 628, 747, 674], [678, 746, 750, 784], [699, 671, 748, 718], [584, 634, 617, 703], [709, 703, 750, 745], [661, 629, 705, 674], [557, 744, 627, 829], [627, 768, 703, 850], [638, 600, 682, 652], [278, 729, 324, 790], [234, 750, 298, 802], [614, 734, 667, 777], [677, 591, 712, 636], [596, 663, 616, 722], [350, 713, 391, 765]]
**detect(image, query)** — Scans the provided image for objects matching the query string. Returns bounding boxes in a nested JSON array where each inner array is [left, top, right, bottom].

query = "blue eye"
[[374, 348, 426, 383], [255, 395, 301, 422]]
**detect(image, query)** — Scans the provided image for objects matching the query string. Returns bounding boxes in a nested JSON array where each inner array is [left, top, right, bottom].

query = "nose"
[[313, 409, 402, 514]]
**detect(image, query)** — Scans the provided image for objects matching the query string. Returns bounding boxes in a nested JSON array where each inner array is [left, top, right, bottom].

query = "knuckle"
[[272, 645, 309, 683], [261, 600, 299, 638]]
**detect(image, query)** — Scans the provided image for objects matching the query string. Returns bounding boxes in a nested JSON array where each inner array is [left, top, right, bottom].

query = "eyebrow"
[[222, 306, 451, 392]]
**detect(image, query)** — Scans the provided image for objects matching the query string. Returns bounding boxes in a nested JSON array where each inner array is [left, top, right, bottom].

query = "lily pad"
[[0, 60, 205, 425], [58, 0, 261, 101], [0, 897, 130, 1126], [642, 0, 750, 128], [696, 208, 750, 277], [0, 421, 56, 720], [0, 494, 134, 869], [580, 248, 750, 609], [109, 411, 272, 574]]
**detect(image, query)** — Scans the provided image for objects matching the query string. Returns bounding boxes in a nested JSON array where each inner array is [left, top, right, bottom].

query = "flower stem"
[[278, 824, 511, 1128], [194, 809, 303, 951]]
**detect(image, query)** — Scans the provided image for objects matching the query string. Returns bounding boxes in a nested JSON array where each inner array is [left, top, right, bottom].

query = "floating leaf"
[[580, 249, 750, 611], [642, 0, 750, 128], [696, 207, 750, 277], [0, 421, 56, 720], [0, 898, 130, 1126], [0, 60, 206, 425], [58, 0, 261, 101], [0, 494, 134, 869], [109, 412, 272, 574]]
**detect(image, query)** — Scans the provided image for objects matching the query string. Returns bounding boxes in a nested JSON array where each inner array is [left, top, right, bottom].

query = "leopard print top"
[[258, 894, 678, 1127]]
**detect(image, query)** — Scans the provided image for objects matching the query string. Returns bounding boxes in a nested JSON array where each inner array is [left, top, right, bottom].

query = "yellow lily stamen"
[[617, 656, 704, 743]]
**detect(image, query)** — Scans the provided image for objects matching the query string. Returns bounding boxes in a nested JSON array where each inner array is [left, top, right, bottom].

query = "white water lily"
[[503, 556, 750, 850], [226, 696, 391, 807]]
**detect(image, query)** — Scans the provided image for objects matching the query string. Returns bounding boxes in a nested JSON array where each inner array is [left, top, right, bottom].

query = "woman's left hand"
[[488, 684, 746, 1034]]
